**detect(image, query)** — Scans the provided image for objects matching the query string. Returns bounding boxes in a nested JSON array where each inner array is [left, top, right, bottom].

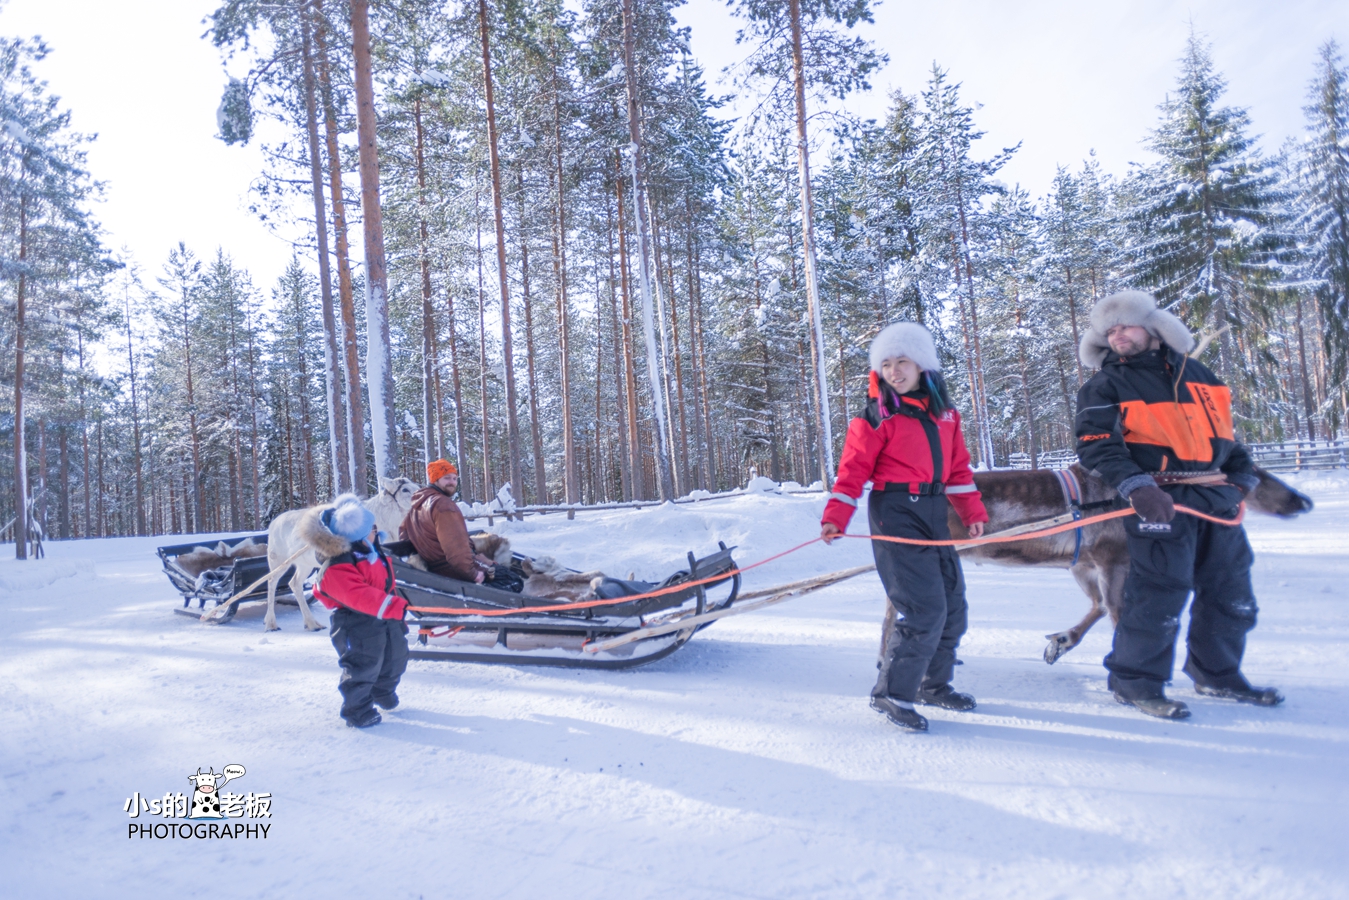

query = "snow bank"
[[0, 556, 92, 592]]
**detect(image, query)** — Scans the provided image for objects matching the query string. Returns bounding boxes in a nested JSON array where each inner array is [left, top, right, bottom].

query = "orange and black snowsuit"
[[1075, 345, 1257, 509], [1075, 345, 1261, 698]]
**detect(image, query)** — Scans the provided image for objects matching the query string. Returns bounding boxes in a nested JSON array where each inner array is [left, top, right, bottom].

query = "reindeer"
[[933, 465, 1313, 664], [261, 477, 419, 632]]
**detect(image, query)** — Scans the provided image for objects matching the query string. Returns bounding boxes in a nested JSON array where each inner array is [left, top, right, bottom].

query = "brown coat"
[[399, 486, 477, 581]]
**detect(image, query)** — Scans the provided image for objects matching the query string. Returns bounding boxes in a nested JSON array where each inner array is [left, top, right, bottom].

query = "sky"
[[1, 0, 1344, 298]]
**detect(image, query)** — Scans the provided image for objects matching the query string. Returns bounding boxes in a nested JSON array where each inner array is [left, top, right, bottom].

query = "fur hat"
[[869, 322, 940, 373], [323, 494, 375, 542], [1079, 290, 1194, 368], [427, 459, 458, 482]]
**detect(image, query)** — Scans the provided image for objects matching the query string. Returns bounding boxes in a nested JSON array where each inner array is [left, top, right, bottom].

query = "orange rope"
[[405, 503, 1244, 618]]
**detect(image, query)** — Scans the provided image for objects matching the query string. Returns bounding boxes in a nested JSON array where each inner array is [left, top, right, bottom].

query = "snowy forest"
[[2, 0, 1348, 543]]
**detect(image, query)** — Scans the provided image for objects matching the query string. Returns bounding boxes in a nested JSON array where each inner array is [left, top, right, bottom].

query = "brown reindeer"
[[935, 465, 1314, 664]]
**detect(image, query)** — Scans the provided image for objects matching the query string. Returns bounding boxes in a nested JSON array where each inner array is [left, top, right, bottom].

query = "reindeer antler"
[[1189, 324, 1231, 359]]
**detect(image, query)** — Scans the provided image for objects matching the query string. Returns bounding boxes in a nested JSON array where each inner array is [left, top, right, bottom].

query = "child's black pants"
[[329, 607, 409, 723]]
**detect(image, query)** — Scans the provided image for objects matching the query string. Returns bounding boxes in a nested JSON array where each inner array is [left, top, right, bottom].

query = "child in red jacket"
[[306, 495, 409, 728], [821, 323, 989, 732]]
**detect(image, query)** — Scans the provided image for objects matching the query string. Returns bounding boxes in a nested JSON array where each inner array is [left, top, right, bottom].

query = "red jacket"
[[313, 544, 407, 620], [823, 374, 989, 532]]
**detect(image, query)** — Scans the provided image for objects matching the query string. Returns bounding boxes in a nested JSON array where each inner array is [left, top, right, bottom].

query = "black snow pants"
[[869, 490, 969, 703], [330, 607, 409, 724], [1105, 488, 1257, 700]]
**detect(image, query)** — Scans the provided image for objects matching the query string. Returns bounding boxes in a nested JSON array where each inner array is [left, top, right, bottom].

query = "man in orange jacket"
[[1076, 291, 1281, 719]]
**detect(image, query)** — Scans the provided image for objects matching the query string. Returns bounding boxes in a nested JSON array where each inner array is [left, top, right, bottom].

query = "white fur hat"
[[869, 322, 940, 373], [1078, 290, 1194, 368]]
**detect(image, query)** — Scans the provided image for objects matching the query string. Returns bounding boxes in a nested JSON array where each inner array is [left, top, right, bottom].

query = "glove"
[[1129, 484, 1175, 523]]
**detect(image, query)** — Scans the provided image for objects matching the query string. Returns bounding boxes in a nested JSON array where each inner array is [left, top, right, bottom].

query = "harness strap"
[[1052, 468, 1085, 566]]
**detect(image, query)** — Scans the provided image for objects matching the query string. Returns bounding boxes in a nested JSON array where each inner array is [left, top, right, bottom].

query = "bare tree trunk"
[[695, 241, 715, 488], [414, 93, 438, 471], [550, 172, 576, 501], [551, 69, 578, 503], [241, 296, 263, 524], [294, 287, 318, 504], [175, 267, 204, 532], [649, 212, 683, 494], [122, 285, 145, 533], [444, 281, 469, 497], [518, 168, 547, 503], [683, 195, 705, 490], [1296, 291, 1317, 440], [621, 0, 674, 501], [788, 0, 835, 488], [475, 185, 493, 497], [77, 333, 89, 537], [477, 0, 523, 499], [315, 3, 367, 494], [604, 190, 632, 499], [13, 190, 27, 557], [614, 150, 642, 500], [300, 1, 350, 493], [350, 0, 398, 479], [1065, 263, 1084, 386], [96, 421, 105, 536]]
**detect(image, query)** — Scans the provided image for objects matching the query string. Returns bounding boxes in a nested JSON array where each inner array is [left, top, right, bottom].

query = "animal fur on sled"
[[469, 532, 513, 566], [176, 538, 267, 578], [520, 556, 606, 602]]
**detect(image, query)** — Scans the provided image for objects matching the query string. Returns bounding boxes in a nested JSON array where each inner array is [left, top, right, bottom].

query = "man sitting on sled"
[[400, 459, 521, 591]]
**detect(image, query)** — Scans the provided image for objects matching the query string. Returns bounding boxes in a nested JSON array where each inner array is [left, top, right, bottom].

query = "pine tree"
[[1118, 32, 1285, 384], [1296, 39, 1349, 431]]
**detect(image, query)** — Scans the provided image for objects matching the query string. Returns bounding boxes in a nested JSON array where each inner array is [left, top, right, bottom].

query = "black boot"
[[1108, 674, 1189, 719], [345, 708, 382, 728], [870, 696, 928, 732], [917, 684, 976, 711], [1184, 659, 1282, 706], [373, 692, 399, 710], [1114, 693, 1191, 719]]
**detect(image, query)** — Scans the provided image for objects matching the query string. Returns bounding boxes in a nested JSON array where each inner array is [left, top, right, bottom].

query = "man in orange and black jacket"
[[1075, 291, 1282, 719]]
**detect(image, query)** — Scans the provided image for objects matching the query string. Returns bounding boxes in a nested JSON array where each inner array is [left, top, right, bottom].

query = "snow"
[[2, 473, 1348, 898]]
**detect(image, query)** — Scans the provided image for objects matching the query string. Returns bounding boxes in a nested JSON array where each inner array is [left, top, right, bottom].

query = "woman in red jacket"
[[821, 323, 989, 732]]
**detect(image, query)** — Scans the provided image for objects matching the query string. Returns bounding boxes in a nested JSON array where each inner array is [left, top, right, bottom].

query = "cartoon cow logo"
[[187, 764, 245, 819]]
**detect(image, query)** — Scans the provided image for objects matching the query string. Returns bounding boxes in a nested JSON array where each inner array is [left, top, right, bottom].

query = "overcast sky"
[[1, 0, 1344, 297]]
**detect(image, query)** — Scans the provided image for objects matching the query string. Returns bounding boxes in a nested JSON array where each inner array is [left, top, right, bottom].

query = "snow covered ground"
[[2, 473, 1348, 899]]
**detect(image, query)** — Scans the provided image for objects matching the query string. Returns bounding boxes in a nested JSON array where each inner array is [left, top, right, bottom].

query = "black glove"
[[1129, 484, 1175, 523]]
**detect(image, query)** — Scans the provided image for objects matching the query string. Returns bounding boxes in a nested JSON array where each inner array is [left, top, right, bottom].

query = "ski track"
[[1, 474, 1347, 899]]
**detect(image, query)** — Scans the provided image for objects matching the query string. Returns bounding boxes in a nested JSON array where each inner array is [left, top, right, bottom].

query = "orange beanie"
[[427, 459, 458, 482]]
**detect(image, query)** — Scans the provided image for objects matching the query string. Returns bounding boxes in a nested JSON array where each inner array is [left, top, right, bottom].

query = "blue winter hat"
[[324, 495, 375, 543]]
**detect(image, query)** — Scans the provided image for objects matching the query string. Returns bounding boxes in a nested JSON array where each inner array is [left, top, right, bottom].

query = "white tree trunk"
[[351, 0, 398, 479], [621, 0, 675, 501], [788, 0, 835, 487]]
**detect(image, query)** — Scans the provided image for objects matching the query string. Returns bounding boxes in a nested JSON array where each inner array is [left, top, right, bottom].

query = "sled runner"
[[387, 540, 742, 669], [159, 534, 300, 624]]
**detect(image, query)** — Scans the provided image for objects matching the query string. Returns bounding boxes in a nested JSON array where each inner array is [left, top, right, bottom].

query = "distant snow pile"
[[745, 476, 780, 493], [0, 558, 92, 593]]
